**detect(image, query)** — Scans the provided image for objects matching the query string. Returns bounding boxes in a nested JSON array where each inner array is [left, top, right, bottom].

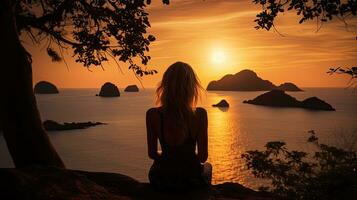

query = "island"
[[301, 97, 336, 111], [34, 81, 59, 94], [207, 70, 302, 91], [277, 82, 303, 91], [124, 85, 139, 92], [212, 99, 230, 107], [43, 120, 106, 131], [97, 82, 120, 97], [243, 90, 335, 111]]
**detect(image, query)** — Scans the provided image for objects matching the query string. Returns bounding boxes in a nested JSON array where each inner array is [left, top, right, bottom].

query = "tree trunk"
[[0, 1, 65, 168]]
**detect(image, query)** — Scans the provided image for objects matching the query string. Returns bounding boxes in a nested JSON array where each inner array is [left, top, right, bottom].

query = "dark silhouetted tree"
[[0, 0, 169, 168], [253, 0, 356, 31]]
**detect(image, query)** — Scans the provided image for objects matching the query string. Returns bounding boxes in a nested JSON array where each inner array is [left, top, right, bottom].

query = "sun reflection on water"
[[205, 95, 247, 185]]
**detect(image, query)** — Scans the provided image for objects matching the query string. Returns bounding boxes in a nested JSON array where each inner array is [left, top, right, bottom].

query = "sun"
[[211, 49, 226, 64]]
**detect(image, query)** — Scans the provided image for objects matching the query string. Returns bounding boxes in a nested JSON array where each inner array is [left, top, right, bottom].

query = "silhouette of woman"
[[146, 61, 212, 191]]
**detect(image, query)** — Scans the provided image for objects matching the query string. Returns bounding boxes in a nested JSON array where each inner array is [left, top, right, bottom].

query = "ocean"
[[0, 88, 356, 189]]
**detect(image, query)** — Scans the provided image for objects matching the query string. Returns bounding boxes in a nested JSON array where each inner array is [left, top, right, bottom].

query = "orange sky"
[[27, 0, 357, 89]]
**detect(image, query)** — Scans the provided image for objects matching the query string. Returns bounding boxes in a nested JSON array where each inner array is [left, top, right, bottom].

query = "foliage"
[[253, 0, 357, 31], [13, 0, 170, 77], [253, 0, 357, 83], [242, 130, 357, 200], [328, 67, 357, 87]]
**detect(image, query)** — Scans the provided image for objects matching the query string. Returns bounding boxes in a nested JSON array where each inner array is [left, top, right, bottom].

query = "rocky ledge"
[[43, 120, 106, 131], [0, 167, 271, 200]]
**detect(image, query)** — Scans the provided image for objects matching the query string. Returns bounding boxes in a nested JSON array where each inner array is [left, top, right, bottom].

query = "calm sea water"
[[0, 88, 356, 189]]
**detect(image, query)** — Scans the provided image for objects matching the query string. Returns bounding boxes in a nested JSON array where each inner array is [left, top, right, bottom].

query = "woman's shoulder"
[[195, 107, 207, 117], [146, 107, 161, 117]]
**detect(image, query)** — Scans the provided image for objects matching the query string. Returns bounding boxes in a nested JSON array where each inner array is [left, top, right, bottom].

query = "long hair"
[[156, 62, 203, 126]]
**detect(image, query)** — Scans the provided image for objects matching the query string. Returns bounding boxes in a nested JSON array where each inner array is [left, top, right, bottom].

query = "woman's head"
[[156, 62, 202, 116]]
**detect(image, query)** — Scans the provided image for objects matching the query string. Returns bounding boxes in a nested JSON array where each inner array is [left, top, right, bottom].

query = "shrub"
[[242, 130, 357, 200]]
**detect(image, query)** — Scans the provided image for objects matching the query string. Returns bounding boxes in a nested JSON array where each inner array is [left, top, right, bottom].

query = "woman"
[[146, 61, 212, 191]]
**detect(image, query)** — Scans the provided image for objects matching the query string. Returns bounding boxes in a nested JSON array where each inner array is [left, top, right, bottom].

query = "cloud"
[[152, 10, 257, 27]]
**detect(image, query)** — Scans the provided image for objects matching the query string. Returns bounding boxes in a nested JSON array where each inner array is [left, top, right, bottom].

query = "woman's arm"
[[146, 108, 160, 160], [196, 107, 208, 163]]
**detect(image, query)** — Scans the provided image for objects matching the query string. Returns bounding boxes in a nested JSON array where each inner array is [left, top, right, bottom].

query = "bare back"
[[146, 107, 208, 163]]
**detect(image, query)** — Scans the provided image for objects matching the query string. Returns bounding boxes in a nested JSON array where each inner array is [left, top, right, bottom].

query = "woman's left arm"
[[196, 107, 208, 163], [146, 108, 160, 160]]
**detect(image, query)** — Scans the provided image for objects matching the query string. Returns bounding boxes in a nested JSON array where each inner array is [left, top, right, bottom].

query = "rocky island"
[[300, 97, 336, 111], [97, 82, 120, 97], [277, 82, 303, 91], [243, 90, 335, 111], [34, 81, 59, 94], [207, 70, 302, 92], [0, 166, 272, 200], [124, 85, 139, 92], [212, 99, 230, 107], [43, 120, 106, 131]]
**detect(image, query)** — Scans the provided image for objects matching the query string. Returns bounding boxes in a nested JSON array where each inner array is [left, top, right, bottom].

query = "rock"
[[98, 82, 120, 97], [243, 90, 335, 111], [124, 85, 139, 92], [34, 81, 59, 94], [0, 167, 272, 200], [277, 82, 303, 91], [43, 120, 106, 131], [212, 99, 230, 107], [207, 70, 275, 91], [301, 97, 335, 111]]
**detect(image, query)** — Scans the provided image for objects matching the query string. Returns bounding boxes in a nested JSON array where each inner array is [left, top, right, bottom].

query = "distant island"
[[207, 69, 302, 91], [34, 81, 59, 94], [276, 82, 302, 91], [124, 85, 139, 92], [43, 120, 106, 131], [97, 82, 120, 97], [212, 99, 230, 107], [243, 90, 335, 111]]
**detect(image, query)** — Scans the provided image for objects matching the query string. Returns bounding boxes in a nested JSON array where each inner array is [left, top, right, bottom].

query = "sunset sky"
[[27, 0, 357, 88]]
